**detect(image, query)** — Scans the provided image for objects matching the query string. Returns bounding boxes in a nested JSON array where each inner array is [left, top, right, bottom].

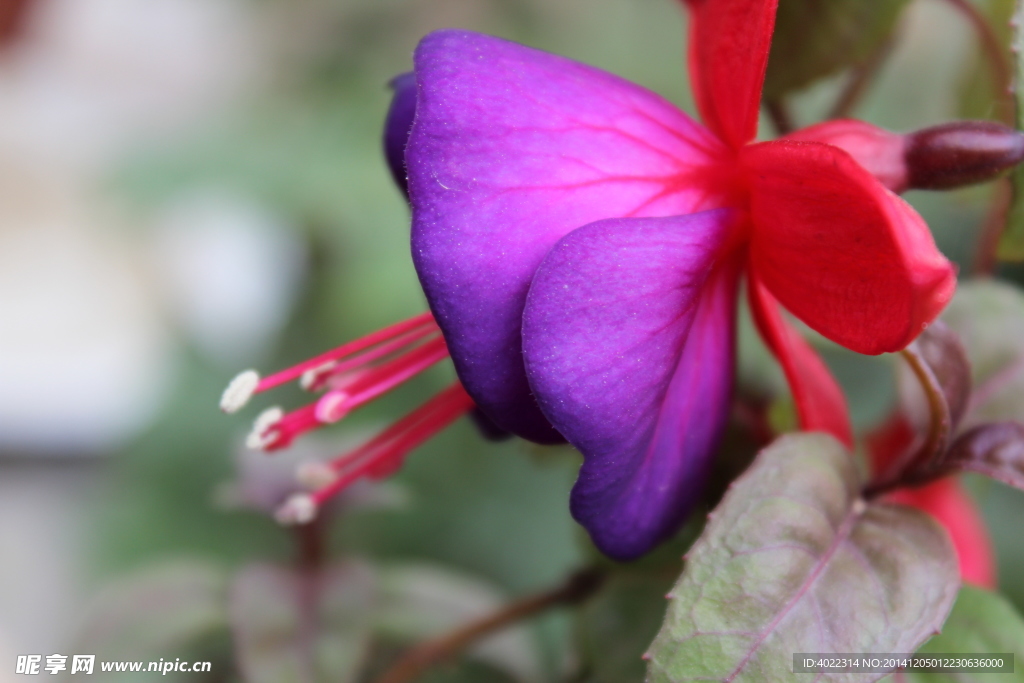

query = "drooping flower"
[[398, 0, 959, 560], [221, 0, 1021, 560]]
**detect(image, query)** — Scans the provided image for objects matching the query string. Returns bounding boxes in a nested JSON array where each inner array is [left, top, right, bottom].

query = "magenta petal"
[[383, 72, 416, 197], [522, 211, 739, 559], [407, 30, 728, 443]]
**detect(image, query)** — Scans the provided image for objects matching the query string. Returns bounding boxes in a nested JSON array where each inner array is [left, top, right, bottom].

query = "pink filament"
[[316, 336, 450, 419], [262, 404, 320, 451], [255, 312, 437, 393], [250, 313, 451, 450], [306, 325, 441, 391], [310, 383, 474, 505]]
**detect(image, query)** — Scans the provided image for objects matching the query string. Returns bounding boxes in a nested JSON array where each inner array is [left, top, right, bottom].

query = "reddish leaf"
[[647, 433, 959, 682], [941, 421, 1024, 491]]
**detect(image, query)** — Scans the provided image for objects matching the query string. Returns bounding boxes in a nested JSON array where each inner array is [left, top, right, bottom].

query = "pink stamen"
[[304, 325, 441, 392], [307, 383, 474, 506], [364, 394, 471, 479], [255, 403, 320, 451], [243, 316, 455, 450], [257, 312, 436, 393], [315, 336, 450, 422], [227, 314, 481, 526]]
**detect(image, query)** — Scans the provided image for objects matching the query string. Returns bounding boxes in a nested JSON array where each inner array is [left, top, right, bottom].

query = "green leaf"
[[75, 560, 229, 658], [575, 571, 676, 683], [763, 0, 910, 100], [230, 561, 376, 683], [374, 563, 543, 682], [999, 0, 1024, 260], [905, 585, 1024, 683], [646, 433, 959, 683], [941, 280, 1024, 425]]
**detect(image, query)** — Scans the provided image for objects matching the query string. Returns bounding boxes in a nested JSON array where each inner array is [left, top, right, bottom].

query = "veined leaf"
[[939, 421, 1024, 489], [646, 433, 959, 683]]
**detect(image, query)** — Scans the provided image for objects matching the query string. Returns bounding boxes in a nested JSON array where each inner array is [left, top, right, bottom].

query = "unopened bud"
[[905, 120, 1024, 190]]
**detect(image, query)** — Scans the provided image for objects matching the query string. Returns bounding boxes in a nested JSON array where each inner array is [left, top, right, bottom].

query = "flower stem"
[[294, 519, 326, 683], [295, 518, 326, 570], [374, 567, 607, 683], [973, 176, 1012, 276], [865, 347, 952, 497], [940, 0, 1013, 125]]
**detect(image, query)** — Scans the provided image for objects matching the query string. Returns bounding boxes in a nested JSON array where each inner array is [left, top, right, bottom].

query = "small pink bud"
[[905, 121, 1024, 190]]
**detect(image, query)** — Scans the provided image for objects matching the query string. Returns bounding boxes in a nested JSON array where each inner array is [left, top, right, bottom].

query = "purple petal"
[[384, 71, 513, 444], [383, 72, 417, 197], [522, 211, 740, 559], [469, 407, 512, 442], [407, 30, 729, 443]]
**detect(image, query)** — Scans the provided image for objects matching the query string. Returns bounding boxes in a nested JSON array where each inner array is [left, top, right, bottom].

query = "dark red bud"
[[905, 120, 1024, 190]]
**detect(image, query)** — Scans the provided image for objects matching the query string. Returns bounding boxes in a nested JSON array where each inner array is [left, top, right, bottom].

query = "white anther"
[[245, 406, 283, 450], [220, 370, 260, 413], [296, 461, 339, 489], [314, 391, 349, 424], [254, 406, 283, 432], [245, 429, 277, 451], [300, 361, 337, 391], [275, 493, 317, 525]]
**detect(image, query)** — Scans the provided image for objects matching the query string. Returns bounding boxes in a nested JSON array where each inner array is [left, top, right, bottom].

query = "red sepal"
[[748, 274, 853, 447], [743, 140, 956, 355], [889, 478, 996, 588], [786, 119, 908, 193], [683, 0, 778, 150]]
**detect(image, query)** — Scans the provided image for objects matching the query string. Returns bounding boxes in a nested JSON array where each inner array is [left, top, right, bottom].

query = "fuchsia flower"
[[223, 0, 963, 559], [399, 0, 954, 559]]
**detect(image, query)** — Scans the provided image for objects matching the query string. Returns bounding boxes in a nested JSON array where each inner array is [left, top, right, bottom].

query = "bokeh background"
[[0, 0, 1020, 680]]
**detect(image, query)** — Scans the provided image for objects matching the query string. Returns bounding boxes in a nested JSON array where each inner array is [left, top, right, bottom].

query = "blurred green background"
[[0, 0, 1022, 681]]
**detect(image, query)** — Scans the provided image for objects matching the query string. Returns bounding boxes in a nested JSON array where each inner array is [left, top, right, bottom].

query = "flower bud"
[[905, 121, 1024, 190]]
